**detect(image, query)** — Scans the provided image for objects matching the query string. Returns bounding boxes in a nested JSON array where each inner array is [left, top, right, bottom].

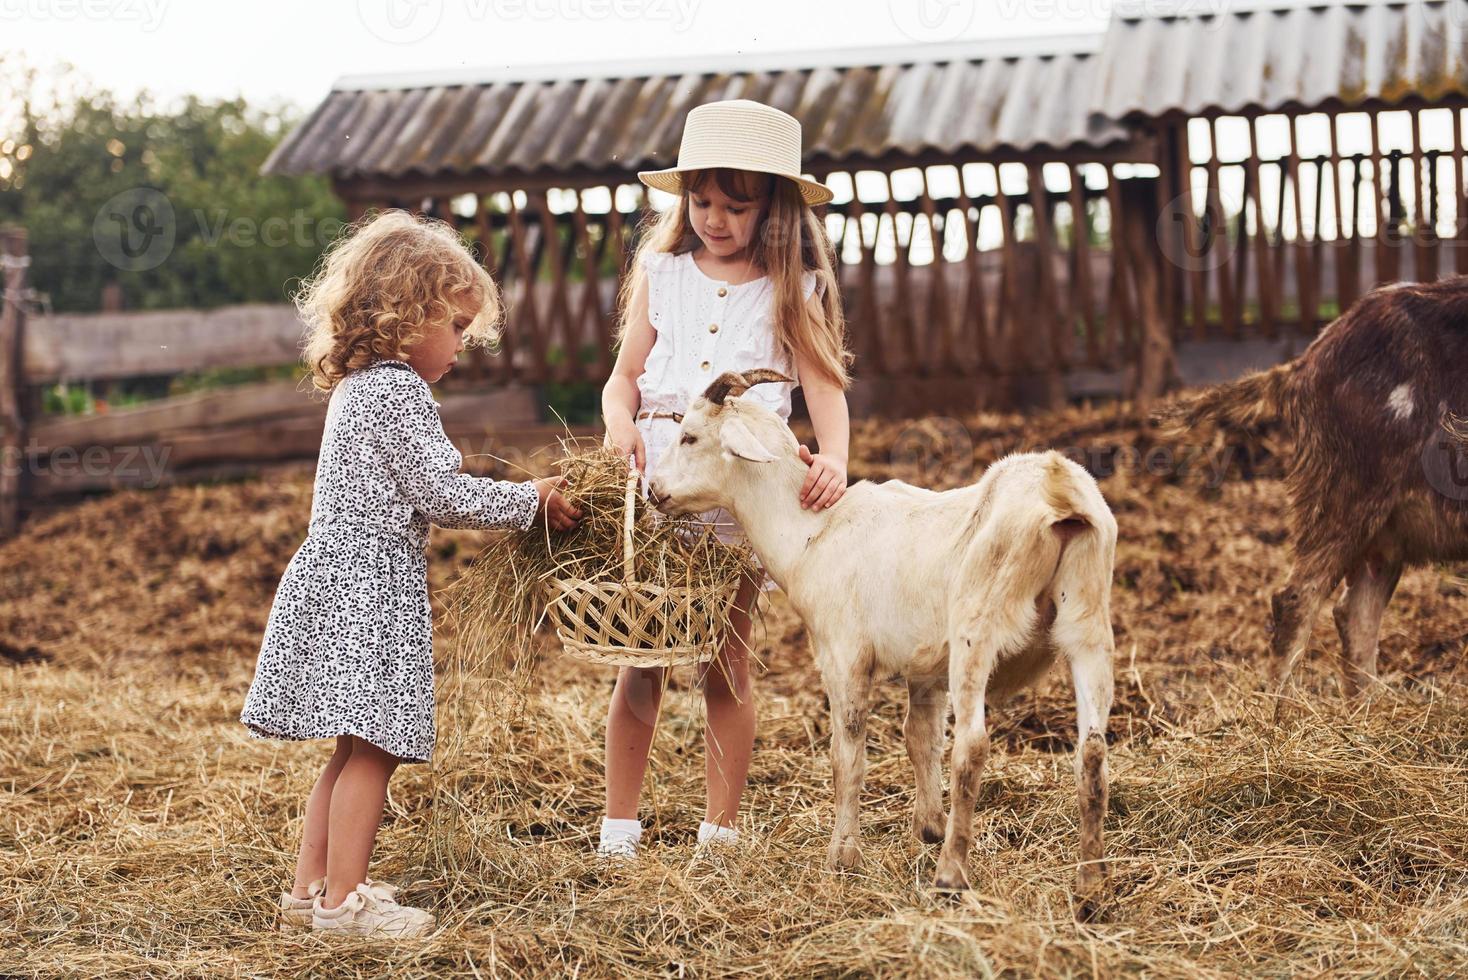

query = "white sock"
[[600, 816, 642, 847], [698, 820, 738, 846]]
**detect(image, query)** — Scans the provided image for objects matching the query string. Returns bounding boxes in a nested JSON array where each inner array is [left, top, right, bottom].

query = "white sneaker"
[[596, 837, 639, 861], [278, 877, 324, 932], [311, 881, 435, 938], [280, 876, 400, 931], [697, 821, 739, 848], [597, 816, 642, 861]]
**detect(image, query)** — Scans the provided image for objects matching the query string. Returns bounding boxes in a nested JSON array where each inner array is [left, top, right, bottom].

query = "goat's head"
[[647, 369, 799, 516]]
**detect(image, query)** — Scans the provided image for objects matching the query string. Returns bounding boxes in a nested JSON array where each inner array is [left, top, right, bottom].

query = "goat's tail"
[[973, 453, 1111, 700], [1150, 360, 1299, 437], [1041, 451, 1093, 536]]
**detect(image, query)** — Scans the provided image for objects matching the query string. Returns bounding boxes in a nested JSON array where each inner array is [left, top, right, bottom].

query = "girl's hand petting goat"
[[798, 445, 847, 510]]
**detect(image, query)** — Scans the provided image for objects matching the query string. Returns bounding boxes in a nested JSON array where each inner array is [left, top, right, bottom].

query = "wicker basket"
[[544, 468, 736, 668]]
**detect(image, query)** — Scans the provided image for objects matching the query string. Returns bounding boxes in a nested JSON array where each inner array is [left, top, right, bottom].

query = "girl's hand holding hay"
[[535, 475, 583, 532], [604, 416, 647, 474]]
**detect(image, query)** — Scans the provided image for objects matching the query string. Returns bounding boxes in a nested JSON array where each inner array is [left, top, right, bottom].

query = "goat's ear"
[[719, 416, 779, 463]]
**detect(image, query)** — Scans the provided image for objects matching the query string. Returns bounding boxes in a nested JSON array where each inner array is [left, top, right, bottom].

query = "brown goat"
[[1157, 278, 1468, 697]]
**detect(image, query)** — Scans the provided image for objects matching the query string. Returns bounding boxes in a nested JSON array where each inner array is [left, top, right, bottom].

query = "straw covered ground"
[[3, 401, 1467, 978]]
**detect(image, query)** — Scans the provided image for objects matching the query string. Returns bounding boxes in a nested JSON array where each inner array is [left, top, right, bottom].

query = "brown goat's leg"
[[1268, 571, 1332, 709], [1069, 647, 1113, 919], [1332, 559, 1403, 697], [822, 651, 872, 872], [904, 674, 948, 845], [933, 636, 993, 891]]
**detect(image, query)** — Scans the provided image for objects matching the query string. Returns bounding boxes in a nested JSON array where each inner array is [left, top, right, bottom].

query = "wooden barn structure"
[[1095, 0, 1468, 351], [261, 0, 1468, 415], [4, 0, 1468, 531], [259, 32, 1164, 414]]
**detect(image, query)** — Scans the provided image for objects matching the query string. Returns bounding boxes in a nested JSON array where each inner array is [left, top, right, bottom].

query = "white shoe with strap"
[[280, 877, 400, 931], [310, 880, 435, 939], [278, 877, 324, 932]]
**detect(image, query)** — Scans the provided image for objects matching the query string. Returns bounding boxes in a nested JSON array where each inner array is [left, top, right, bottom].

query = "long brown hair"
[[617, 168, 851, 388]]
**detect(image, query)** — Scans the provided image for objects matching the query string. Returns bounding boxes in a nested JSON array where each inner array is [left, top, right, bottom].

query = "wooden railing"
[[0, 240, 569, 531], [1162, 104, 1468, 342], [401, 169, 1178, 411]]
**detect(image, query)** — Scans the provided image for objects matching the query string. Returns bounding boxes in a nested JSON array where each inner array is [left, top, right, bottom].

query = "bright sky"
[[2, 0, 1111, 112]]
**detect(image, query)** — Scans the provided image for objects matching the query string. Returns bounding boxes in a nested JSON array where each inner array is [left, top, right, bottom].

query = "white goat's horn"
[[702, 369, 795, 406]]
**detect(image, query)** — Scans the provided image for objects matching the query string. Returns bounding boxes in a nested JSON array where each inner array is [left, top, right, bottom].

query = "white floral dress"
[[635, 250, 821, 592], [240, 358, 540, 762]]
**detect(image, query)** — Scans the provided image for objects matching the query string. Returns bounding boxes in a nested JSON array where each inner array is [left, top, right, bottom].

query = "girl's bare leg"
[[290, 735, 353, 898], [703, 572, 761, 827], [605, 666, 666, 819], [321, 736, 401, 908]]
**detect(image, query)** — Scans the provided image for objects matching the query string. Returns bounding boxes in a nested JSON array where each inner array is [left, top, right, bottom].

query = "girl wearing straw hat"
[[599, 99, 854, 858]]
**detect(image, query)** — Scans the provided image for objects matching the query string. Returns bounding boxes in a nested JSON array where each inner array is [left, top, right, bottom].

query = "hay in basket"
[[445, 442, 760, 673]]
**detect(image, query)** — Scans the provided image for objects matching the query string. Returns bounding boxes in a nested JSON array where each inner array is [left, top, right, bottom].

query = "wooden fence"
[[1161, 103, 1468, 342], [0, 234, 582, 531], [4, 105, 1458, 534], [394, 168, 1178, 413], [0, 162, 1361, 531]]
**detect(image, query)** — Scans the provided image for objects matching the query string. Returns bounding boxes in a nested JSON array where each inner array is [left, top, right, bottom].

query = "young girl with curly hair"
[[240, 209, 580, 937]]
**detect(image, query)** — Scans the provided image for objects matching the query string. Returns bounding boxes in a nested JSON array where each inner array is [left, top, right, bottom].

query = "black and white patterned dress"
[[239, 358, 540, 762]]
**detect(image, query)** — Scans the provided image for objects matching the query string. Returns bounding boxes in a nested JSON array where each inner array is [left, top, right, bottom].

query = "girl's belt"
[[635, 410, 684, 423]]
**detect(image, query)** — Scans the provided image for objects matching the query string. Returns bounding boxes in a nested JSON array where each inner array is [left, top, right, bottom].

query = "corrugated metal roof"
[[1091, 0, 1468, 120], [260, 33, 1132, 184]]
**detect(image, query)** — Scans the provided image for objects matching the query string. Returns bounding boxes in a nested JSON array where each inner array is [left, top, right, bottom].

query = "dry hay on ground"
[[2, 401, 1466, 977]]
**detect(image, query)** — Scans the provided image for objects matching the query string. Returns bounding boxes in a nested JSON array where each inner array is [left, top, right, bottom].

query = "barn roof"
[[259, 33, 1134, 187], [1091, 0, 1468, 121]]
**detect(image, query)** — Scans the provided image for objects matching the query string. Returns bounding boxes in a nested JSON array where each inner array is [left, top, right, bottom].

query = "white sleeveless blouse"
[[633, 249, 822, 591], [634, 249, 818, 421]]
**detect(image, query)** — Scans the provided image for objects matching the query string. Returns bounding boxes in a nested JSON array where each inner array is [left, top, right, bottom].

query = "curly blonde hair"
[[298, 209, 502, 393]]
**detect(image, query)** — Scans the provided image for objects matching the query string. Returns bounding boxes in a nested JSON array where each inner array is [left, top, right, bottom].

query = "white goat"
[[647, 370, 1119, 901]]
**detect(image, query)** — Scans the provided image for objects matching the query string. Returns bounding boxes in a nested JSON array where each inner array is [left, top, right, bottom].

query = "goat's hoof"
[[913, 817, 946, 846], [931, 863, 970, 894], [826, 837, 863, 871], [1073, 867, 1109, 922]]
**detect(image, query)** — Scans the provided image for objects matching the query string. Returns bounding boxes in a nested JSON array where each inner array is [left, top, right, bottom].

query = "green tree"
[[0, 56, 343, 313]]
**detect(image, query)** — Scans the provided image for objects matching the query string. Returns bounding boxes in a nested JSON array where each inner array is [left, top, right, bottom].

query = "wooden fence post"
[[1117, 180, 1177, 412], [0, 227, 30, 538]]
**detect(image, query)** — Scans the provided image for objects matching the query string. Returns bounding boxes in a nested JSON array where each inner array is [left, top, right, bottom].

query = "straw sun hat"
[[638, 100, 834, 206]]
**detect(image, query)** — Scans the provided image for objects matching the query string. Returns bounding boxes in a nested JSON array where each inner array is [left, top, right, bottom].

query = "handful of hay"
[[447, 443, 759, 672]]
